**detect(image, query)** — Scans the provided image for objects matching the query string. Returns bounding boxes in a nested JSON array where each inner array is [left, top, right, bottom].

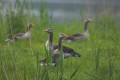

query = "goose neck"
[[48, 32, 53, 45], [84, 22, 89, 32], [58, 38, 62, 51], [26, 26, 31, 31]]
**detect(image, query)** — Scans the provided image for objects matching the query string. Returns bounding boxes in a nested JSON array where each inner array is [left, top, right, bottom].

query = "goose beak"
[[32, 24, 36, 27], [87, 18, 92, 22], [64, 35, 69, 38], [89, 19, 92, 22], [44, 29, 48, 32]]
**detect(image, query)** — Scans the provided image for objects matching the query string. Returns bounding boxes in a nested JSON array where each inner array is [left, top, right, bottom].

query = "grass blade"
[[70, 66, 80, 80]]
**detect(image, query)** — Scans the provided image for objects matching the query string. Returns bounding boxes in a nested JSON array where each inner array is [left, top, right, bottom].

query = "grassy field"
[[0, 0, 120, 80]]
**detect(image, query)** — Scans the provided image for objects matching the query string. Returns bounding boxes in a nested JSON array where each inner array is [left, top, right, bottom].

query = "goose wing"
[[62, 46, 81, 57], [6, 33, 24, 42], [53, 45, 80, 57], [7, 33, 24, 38], [14, 33, 24, 39], [7, 34, 14, 39], [5, 34, 16, 42], [63, 33, 83, 42], [70, 33, 83, 37], [53, 45, 74, 53]]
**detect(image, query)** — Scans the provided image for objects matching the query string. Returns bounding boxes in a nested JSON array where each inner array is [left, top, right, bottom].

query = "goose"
[[40, 32, 80, 66], [44, 28, 54, 51], [63, 18, 92, 42], [5, 23, 35, 42], [43, 28, 80, 57]]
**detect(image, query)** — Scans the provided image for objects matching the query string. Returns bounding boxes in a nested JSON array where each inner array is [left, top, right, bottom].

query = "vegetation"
[[0, 0, 120, 80]]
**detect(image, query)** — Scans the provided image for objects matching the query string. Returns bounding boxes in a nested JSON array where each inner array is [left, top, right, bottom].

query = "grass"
[[0, 0, 120, 80]]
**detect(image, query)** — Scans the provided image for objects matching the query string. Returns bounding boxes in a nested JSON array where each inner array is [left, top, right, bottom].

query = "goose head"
[[44, 28, 53, 34], [85, 18, 92, 23], [59, 33, 68, 40], [26, 23, 35, 31]]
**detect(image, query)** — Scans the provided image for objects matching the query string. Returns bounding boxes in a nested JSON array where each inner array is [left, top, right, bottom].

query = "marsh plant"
[[0, 0, 119, 80]]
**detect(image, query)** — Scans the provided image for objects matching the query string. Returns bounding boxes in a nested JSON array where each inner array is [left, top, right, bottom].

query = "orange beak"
[[31, 23, 35, 27], [43, 29, 48, 32], [61, 33, 69, 38], [64, 35, 69, 38], [87, 18, 92, 22]]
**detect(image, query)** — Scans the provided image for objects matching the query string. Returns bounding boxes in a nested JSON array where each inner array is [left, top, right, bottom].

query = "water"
[[2, 0, 120, 22], [32, 0, 120, 22]]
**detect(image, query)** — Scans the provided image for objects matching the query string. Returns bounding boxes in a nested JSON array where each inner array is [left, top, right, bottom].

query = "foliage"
[[0, 0, 120, 80]]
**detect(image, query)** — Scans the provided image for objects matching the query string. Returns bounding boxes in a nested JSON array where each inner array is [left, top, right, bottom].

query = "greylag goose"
[[44, 28, 53, 51], [41, 32, 80, 66], [63, 18, 92, 42], [5, 23, 35, 42], [44, 28, 80, 57]]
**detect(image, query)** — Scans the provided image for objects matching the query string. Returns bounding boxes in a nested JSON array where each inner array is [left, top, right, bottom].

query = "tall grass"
[[39, 0, 50, 27], [0, 0, 120, 80]]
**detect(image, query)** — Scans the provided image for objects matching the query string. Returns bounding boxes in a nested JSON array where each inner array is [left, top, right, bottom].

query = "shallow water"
[[2, 0, 120, 22]]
